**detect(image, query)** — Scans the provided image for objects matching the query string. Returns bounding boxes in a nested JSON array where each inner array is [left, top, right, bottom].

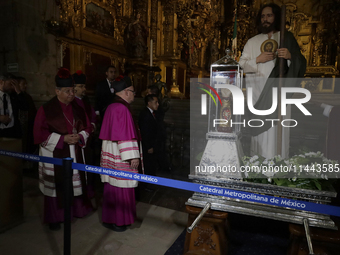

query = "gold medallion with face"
[[261, 39, 278, 53]]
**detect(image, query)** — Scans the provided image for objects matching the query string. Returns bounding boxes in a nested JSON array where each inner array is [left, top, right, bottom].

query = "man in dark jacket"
[[139, 94, 159, 176], [95, 65, 116, 118], [0, 73, 28, 138]]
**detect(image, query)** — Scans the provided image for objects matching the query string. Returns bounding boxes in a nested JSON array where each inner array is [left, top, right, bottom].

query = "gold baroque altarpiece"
[[52, 0, 340, 96], [53, 0, 225, 96], [225, 0, 340, 93]]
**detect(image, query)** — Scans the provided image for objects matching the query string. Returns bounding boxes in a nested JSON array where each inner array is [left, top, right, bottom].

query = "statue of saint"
[[153, 74, 170, 113], [205, 38, 219, 71], [124, 13, 149, 58]]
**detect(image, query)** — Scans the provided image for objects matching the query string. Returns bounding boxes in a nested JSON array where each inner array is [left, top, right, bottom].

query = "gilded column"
[[162, 0, 175, 56], [150, 0, 158, 52]]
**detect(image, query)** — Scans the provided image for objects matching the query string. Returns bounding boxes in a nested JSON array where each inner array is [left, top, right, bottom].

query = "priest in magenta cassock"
[[72, 70, 97, 198], [99, 75, 143, 232], [239, 3, 306, 159], [33, 68, 93, 231], [72, 70, 96, 132]]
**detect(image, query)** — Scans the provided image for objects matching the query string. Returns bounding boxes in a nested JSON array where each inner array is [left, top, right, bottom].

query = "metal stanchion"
[[63, 158, 73, 255], [303, 218, 315, 255], [187, 202, 211, 233]]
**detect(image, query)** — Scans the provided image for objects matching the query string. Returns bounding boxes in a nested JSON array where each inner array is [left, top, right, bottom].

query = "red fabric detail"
[[57, 68, 71, 79], [115, 75, 124, 81]]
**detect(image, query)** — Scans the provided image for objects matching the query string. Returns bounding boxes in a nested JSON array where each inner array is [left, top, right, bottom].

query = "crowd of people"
[[0, 73, 35, 147], [0, 65, 167, 232]]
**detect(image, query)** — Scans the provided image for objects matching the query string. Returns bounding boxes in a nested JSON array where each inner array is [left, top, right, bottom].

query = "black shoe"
[[49, 223, 61, 231], [103, 222, 127, 232]]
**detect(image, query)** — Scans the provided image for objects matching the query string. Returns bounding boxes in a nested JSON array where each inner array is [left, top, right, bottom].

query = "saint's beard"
[[260, 22, 276, 34]]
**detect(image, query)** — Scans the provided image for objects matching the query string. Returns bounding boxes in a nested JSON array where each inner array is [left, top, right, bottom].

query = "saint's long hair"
[[256, 3, 281, 34]]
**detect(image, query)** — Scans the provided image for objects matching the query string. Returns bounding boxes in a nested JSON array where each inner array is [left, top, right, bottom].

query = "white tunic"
[[39, 131, 89, 197], [100, 139, 141, 188], [239, 32, 290, 159]]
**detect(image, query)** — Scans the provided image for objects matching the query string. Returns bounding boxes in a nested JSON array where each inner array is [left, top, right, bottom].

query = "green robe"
[[249, 31, 306, 136]]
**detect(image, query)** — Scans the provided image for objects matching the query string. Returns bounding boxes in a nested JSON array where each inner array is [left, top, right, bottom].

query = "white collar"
[[262, 31, 279, 39], [0, 90, 7, 98], [121, 97, 130, 104]]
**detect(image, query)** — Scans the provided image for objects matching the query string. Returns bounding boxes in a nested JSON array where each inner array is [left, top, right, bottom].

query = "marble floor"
[[0, 173, 191, 255], [0, 166, 297, 255]]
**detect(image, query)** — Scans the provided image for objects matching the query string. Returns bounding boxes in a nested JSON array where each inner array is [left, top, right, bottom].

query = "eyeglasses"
[[126, 89, 136, 95], [60, 88, 75, 95]]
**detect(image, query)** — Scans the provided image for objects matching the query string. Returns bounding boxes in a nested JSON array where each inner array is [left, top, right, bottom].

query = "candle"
[[150, 39, 153, 66]]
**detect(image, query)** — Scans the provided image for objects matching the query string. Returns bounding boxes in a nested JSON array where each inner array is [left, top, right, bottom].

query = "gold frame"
[[83, 1, 116, 38], [260, 39, 278, 53]]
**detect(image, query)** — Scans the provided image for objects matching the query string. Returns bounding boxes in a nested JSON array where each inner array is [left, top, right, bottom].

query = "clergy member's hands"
[[130, 158, 139, 169], [0, 115, 11, 125], [277, 48, 291, 60], [64, 134, 80, 145], [256, 52, 276, 64]]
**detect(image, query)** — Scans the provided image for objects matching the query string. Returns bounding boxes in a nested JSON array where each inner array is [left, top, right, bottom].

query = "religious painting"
[[85, 3, 114, 37], [260, 39, 278, 53], [124, 13, 149, 58]]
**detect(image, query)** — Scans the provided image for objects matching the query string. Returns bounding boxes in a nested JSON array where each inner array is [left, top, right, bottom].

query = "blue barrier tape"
[[1, 149, 340, 217], [0, 149, 62, 165]]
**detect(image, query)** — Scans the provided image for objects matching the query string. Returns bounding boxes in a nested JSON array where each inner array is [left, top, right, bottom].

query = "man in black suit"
[[0, 73, 28, 138], [146, 85, 170, 173], [139, 94, 159, 176], [146, 85, 165, 121], [95, 65, 116, 118]]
